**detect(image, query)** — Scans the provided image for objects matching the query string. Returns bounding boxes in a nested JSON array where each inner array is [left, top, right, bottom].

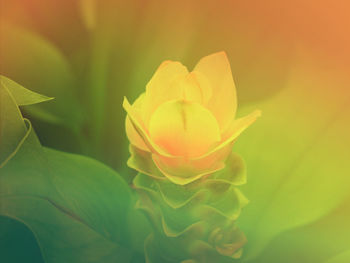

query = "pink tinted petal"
[[123, 97, 173, 157], [149, 100, 221, 158], [152, 143, 233, 185]]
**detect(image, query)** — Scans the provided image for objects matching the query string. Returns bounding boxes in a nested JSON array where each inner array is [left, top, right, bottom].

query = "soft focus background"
[[1, 0, 350, 262]]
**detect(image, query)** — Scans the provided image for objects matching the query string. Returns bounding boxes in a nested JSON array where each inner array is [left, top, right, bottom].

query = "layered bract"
[[124, 52, 260, 185]]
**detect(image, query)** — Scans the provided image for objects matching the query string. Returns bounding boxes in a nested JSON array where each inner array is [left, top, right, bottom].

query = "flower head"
[[124, 52, 260, 185]]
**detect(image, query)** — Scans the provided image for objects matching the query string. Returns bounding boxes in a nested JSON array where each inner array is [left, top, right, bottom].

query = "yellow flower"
[[124, 52, 260, 185]]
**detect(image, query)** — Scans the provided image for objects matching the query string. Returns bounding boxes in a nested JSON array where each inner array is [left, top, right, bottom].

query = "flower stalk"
[[133, 151, 248, 263], [124, 51, 260, 262]]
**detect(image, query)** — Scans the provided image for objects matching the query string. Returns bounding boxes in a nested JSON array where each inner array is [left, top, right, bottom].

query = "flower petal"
[[143, 61, 189, 126], [222, 110, 262, 139], [194, 51, 237, 133], [208, 151, 247, 186], [149, 100, 221, 157], [125, 116, 149, 152], [127, 145, 165, 179], [173, 71, 212, 105], [151, 111, 260, 185], [123, 97, 173, 157], [152, 143, 233, 185], [206, 110, 262, 158], [125, 93, 150, 152]]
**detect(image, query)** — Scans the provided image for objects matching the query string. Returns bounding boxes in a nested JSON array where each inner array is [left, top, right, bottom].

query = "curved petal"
[[149, 109, 260, 185], [123, 97, 173, 157], [125, 93, 150, 152], [125, 116, 149, 152], [209, 152, 247, 186], [125, 97, 259, 185], [222, 110, 262, 142], [205, 110, 262, 159], [149, 100, 221, 157], [191, 71, 212, 105], [172, 71, 212, 105], [143, 61, 189, 126], [210, 225, 247, 258], [127, 145, 165, 179], [194, 51, 237, 133], [152, 143, 233, 185], [199, 188, 248, 221]]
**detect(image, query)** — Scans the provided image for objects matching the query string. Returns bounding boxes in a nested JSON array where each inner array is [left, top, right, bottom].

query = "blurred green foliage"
[[1, 1, 350, 262]]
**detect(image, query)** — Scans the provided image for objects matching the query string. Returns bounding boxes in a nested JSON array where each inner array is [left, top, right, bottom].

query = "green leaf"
[[245, 194, 350, 263], [0, 76, 53, 106], [2, 196, 131, 263], [0, 77, 133, 262], [0, 76, 27, 166], [0, 75, 51, 167], [0, 23, 83, 129], [233, 54, 350, 261], [0, 216, 44, 263]]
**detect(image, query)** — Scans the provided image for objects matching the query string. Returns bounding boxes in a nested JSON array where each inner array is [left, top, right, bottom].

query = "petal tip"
[[199, 51, 229, 63], [215, 50, 228, 57], [122, 96, 130, 110]]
